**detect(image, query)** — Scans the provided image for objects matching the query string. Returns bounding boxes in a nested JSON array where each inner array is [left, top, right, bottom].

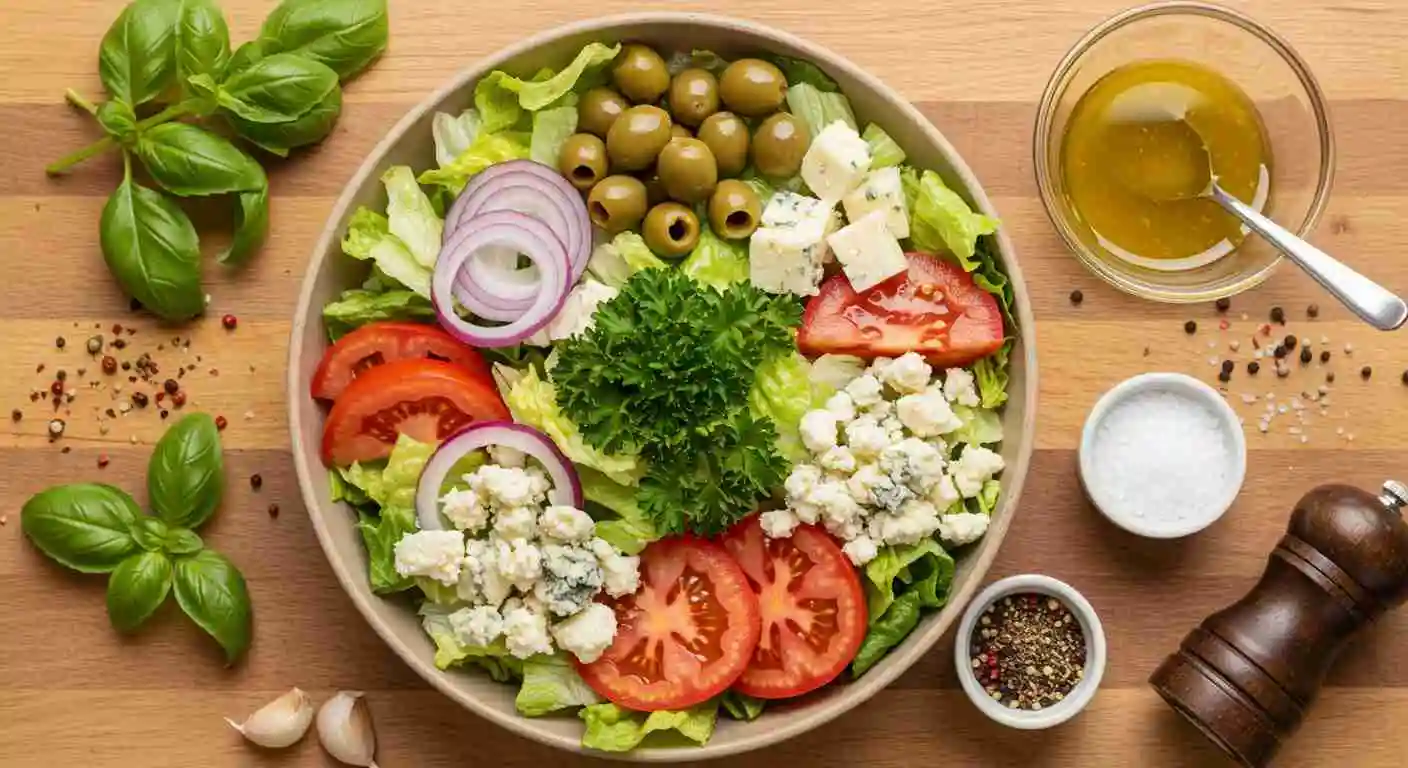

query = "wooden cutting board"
[[2, 1, 1406, 765]]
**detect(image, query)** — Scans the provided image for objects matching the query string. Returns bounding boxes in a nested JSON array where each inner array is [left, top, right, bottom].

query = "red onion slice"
[[433, 211, 570, 344], [445, 160, 591, 282], [415, 421, 583, 532]]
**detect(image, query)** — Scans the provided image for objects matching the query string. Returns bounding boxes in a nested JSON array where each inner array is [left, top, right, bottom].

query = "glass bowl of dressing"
[[1034, 1, 1334, 302]]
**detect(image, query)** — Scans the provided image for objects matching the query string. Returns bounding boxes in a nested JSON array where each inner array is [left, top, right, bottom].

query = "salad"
[[313, 41, 1014, 752]]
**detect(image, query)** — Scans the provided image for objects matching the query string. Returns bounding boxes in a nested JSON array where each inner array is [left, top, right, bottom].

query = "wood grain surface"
[[3, 1, 1407, 765]]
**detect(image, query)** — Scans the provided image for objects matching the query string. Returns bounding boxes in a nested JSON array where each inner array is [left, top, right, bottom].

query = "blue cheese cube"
[[801, 122, 873, 203], [763, 192, 829, 228], [842, 166, 909, 239], [826, 210, 909, 292], [750, 225, 827, 296]]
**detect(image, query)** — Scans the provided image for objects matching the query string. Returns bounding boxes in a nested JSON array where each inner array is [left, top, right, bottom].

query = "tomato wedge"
[[720, 516, 867, 700], [797, 252, 1005, 367], [320, 358, 510, 466], [311, 321, 492, 401], [577, 536, 761, 712]]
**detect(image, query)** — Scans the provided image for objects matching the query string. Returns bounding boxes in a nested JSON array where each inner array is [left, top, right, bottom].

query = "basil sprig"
[[19, 413, 254, 664], [46, 0, 388, 318]]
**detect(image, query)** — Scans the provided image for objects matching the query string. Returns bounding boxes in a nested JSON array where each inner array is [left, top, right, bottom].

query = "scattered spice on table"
[[47, 419, 64, 440], [1270, 306, 1286, 325], [1215, 297, 1231, 313], [1184, 320, 1197, 334], [1307, 303, 1320, 319], [1247, 361, 1260, 375], [970, 594, 1087, 711], [97, 454, 109, 469], [267, 503, 280, 519], [1320, 350, 1331, 364], [1069, 289, 1083, 306], [215, 415, 228, 431], [222, 314, 238, 331], [10, 409, 22, 422], [1300, 347, 1312, 365], [250, 474, 263, 491], [1362, 365, 1373, 380]]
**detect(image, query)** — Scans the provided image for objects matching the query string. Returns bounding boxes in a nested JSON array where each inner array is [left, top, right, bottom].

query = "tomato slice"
[[320, 358, 510, 466], [311, 321, 492, 401], [720, 516, 868, 699], [577, 536, 761, 711], [797, 252, 1005, 367]]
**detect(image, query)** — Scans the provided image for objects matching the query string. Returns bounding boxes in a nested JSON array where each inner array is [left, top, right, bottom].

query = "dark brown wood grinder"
[[1149, 481, 1408, 766]]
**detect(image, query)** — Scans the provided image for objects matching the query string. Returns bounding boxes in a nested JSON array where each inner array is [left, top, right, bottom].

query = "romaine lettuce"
[[901, 166, 999, 265], [720, 690, 766, 721], [382, 166, 443, 269], [530, 105, 579, 166], [579, 701, 719, 752], [853, 539, 955, 677], [749, 352, 824, 462], [786, 82, 857, 139], [579, 467, 657, 555], [322, 288, 435, 341], [420, 604, 521, 680], [951, 404, 1004, 447], [765, 54, 841, 92], [432, 109, 482, 169], [681, 223, 749, 290], [808, 354, 866, 392], [497, 43, 620, 110], [496, 364, 643, 486], [418, 131, 532, 195], [340, 206, 432, 296], [667, 49, 728, 75], [862, 124, 906, 168], [342, 434, 435, 510], [586, 231, 668, 288], [355, 504, 416, 594], [516, 653, 603, 716], [972, 478, 1002, 517]]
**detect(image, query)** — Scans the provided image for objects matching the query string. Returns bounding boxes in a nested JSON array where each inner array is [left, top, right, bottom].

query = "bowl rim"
[[1031, 0, 1337, 303], [953, 574, 1108, 729], [287, 11, 1039, 760], [1077, 372, 1248, 538]]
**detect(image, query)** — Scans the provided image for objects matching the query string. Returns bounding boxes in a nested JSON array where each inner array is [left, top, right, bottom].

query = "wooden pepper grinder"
[[1149, 481, 1408, 767]]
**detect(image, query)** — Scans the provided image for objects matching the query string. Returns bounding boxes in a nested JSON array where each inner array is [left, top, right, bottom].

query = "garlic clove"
[[317, 690, 378, 767], [225, 687, 315, 749]]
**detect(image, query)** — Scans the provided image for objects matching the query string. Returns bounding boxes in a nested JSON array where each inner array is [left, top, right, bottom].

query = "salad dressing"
[[1061, 60, 1272, 271]]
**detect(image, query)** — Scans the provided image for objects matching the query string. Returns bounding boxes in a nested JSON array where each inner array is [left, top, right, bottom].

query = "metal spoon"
[[1112, 115, 1407, 331]]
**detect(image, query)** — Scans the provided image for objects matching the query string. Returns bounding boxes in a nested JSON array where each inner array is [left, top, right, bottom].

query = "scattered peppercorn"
[[1327, 372, 1336, 384], [163, 378, 179, 395], [1068, 289, 1083, 306], [159, 409, 169, 420], [1220, 360, 1234, 374], [1248, 361, 1261, 375], [1300, 347, 1312, 365], [155, 392, 165, 404], [1307, 304, 1320, 319], [1218, 370, 1232, 384], [1283, 334, 1297, 350], [250, 474, 263, 491], [85, 335, 103, 354], [100, 356, 116, 374], [1321, 350, 1331, 364], [61, 446, 71, 454], [1402, 370, 1408, 386], [1215, 297, 1231, 313], [1184, 320, 1197, 334], [49, 380, 63, 397], [111, 323, 123, 335], [47, 419, 64, 438], [1362, 365, 1373, 380], [222, 314, 238, 330], [215, 415, 228, 431], [1270, 306, 1286, 325], [54, 336, 66, 349], [131, 392, 149, 408], [172, 391, 187, 408], [55, 370, 67, 382], [97, 454, 110, 469], [1273, 345, 1287, 359], [112, 338, 127, 350], [267, 503, 280, 518], [10, 409, 21, 422], [121, 361, 131, 371]]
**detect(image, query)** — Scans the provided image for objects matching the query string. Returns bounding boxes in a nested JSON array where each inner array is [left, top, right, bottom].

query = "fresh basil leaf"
[[173, 549, 252, 663], [224, 40, 265, 77], [163, 527, 205, 555], [148, 413, 224, 529], [174, 0, 231, 91], [255, 0, 390, 81], [106, 550, 173, 632], [215, 52, 339, 124], [99, 0, 180, 106], [20, 483, 141, 573], [101, 168, 204, 321], [220, 184, 270, 265], [131, 516, 171, 552], [228, 83, 341, 156], [96, 100, 138, 143], [136, 123, 266, 196]]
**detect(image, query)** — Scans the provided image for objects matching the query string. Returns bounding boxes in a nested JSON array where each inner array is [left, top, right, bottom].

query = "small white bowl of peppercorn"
[[954, 574, 1107, 729]]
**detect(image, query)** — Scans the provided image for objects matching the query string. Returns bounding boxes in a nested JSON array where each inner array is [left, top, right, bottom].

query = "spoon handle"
[[1209, 185, 1408, 331]]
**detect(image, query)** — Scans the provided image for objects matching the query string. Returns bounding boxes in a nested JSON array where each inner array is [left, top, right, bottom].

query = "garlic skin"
[[317, 690, 378, 767], [225, 687, 315, 749]]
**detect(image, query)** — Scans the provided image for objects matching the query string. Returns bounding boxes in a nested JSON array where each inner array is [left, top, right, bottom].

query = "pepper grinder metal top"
[[1150, 481, 1408, 767]]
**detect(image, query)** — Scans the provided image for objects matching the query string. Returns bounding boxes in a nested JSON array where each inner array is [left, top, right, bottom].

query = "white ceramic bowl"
[[1078, 372, 1247, 539], [954, 575, 1107, 729], [288, 12, 1038, 760]]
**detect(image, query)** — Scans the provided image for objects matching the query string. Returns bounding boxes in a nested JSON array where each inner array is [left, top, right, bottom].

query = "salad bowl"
[[289, 12, 1037, 760]]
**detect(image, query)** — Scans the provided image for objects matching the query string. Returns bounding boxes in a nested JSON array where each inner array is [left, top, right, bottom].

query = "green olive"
[[752, 112, 810, 179], [656, 138, 718, 205], [558, 133, 609, 191], [697, 112, 749, 178], [586, 175, 649, 235], [578, 88, 630, 138], [669, 68, 720, 127], [719, 58, 788, 117], [606, 105, 673, 172], [671, 123, 693, 140], [708, 180, 762, 240], [642, 202, 701, 258], [611, 43, 670, 104]]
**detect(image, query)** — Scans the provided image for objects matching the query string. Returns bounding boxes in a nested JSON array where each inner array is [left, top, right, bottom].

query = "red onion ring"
[[415, 421, 583, 532], [432, 211, 570, 344]]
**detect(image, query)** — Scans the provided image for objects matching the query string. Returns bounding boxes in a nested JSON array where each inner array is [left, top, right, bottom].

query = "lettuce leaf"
[[951, 404, 1004, 447], [322, 288, 435, 341], [382, 166, 443, 269], [475, 72, 522, 133], [972, 345, 1010, 409], [475, 42, 620, 120], [496, 364, 643, 486], [579, 701, 719, 752], [680, 223, 749, 290], [432, 109, 482, 168], [579, 467, 657, 555], [340, 206, 432, 296], [862, 124, 906, 169], [355, 504, 416, 594], [766, 54, 841, 92], [420, 604, 521, 679], [667, 49, 728, 76], [720, 690, 766, 721], [851, 590, 923, 678], [530, 105, 579, 166], [900, 166, 999, 265], [418, 131, 531, 194], [749, 352, 823, 463], [586, 231, 668, 288], [342, 434, 436, 509], [971, 478, 1002, 517], [853, 539, 955, 677], [786, 82, 857, 140], [516, 653, 603, 716], [808, 354, 866, 392]]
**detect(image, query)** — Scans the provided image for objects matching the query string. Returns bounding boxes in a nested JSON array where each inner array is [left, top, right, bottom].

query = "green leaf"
[[106, 551, 173, 632], [951, 404, 1004, 446], [100, 169, 204, 321], [863, 539, 954, 621], [680, 223, 749, 291], [516, 653, 602, 716], [356, 506, 416, 593], [786, 82, 857, 140], [720, 690, 766, 721], [479, 42, 621, 113], [851, 590, 924, 678], [338, 206, 430, 296], [418, 130, 531, 195], [584, 231, 667, 288], [764, 54, 841, 92], [96, 100, 139, 142], [971, 343, 1011, 410], [99, 0, 180, 106], [748, 352, 823, 463], [322, 288, 434, 340], [221, 184, 270, 265], [21, 484, 142, 573], [578, 467, 656, 555], [216, 52, 339, 124], [579, 701, 719, 752], [382, 166, 443, 269], [529, 105, 579, 167], [255, 0, 389, 81], [163, 527, 205, 555], [862, 123, 906, 169], [432, 109, 482, 168], [147, 413, 224, 529], [173, 549, 252, 663], [136, 123, 266, 196], [343, 433, 435, 509], [972, 478, 1002, 517], [420, 604, 518, 674], [228, 83, 342, 155], [173, 0, 231, 91], [224, 40, 265, 77], [900, 166, 1000, 264], [131, 517, 171, 552], [474, 73, 522, 134], [496, 365, 643, 487]]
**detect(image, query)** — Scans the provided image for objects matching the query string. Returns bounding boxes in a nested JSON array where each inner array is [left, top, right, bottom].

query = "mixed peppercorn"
[[969, 593, 1087, 711]]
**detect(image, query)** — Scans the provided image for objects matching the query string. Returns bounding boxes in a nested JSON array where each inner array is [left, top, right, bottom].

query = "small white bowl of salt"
[[1079, 372, 1247, 538]]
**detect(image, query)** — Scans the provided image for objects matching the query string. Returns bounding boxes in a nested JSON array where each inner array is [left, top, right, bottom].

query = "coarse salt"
[[1087, 389, 1238, 535]]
